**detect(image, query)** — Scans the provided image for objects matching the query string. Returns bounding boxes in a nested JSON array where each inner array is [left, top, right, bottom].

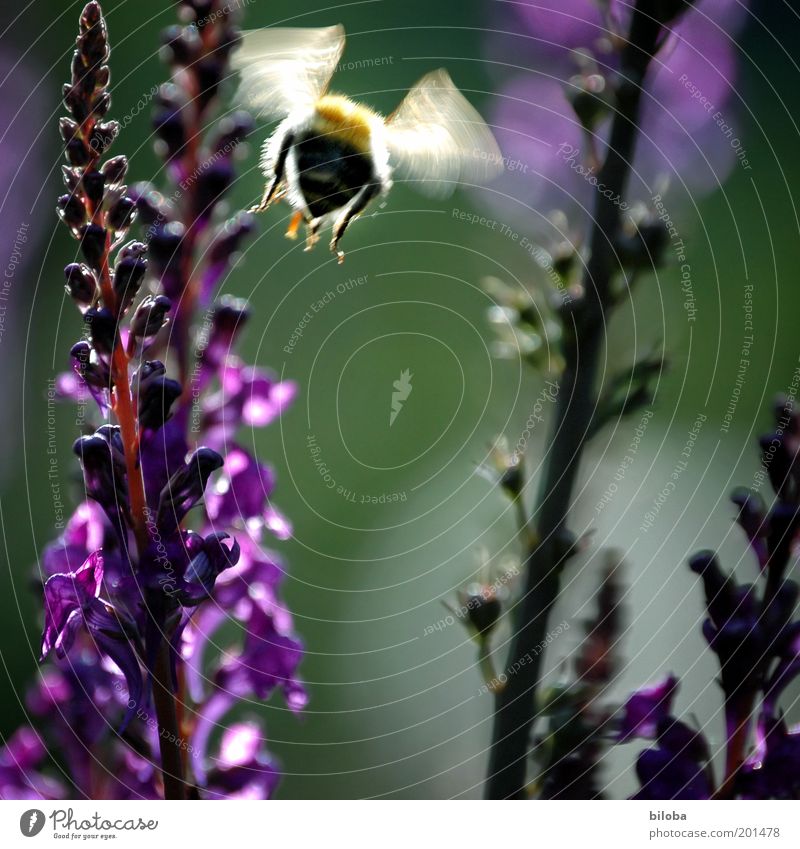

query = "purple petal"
[[617, 673, 679, 742]]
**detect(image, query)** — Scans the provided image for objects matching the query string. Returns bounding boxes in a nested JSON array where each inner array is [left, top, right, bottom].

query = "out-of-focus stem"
[[485, 1, 666, 799], [715, 694, 754, 799], [152, 640, 187, 800]]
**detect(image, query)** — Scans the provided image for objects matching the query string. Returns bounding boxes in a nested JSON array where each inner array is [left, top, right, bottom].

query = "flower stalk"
[[486, 0, 683, 799]]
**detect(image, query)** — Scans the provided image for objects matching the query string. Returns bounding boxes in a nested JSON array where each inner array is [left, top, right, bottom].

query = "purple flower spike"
[[617, 673, 679, 742]]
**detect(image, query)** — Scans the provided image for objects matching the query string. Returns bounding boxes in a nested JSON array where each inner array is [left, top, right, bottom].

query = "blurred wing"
[[385, 69, 503, 199], [232, 25, 345, 121]]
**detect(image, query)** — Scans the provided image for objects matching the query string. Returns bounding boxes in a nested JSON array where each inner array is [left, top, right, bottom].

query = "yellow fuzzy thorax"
[[312, 95, 379, 151]]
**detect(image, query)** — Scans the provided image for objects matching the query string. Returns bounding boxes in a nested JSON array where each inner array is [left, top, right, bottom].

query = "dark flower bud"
[[94, 64, 110, 90], [130, 294, 171, 341], [112, 240, 147, 312], [157, 447, 224, 532], [71, 49, 95, 94], [61, 166, 82, 194], [64, 263, 97, 308], [194, 160, 234, 220], [65, 137, 91, 167], [82, 170, 105, 205], [207, 111, 254, 155], [107, 195, 137, 231], [62, 83, 88, 123], [465, 592, 502, 636], [78, 2, 109, 66], [72, 431, 126, 511], [160, 24, 201, 66], [688, 550, 735, 628], [88, 120, 119, 155], [765, 501, 800, 580], [57, 193, 87, 230], [95, 423, 126, 461], [83, 306, 117, 356], [213, 294, 251, 332], [656, 717, 709, 763], [182, 0, 214, 23], [762, 580, 799, 639], [138, 374, 183, 431], [59, 116, 80, 144], [148, 221, 185, 283], [101, 155, 129, 186], [180, 532, 241, 604], [153, 108, 186, 159], [618, 217, 669, 270], [128, 183, 174, 227], [568, 72, 608, 132], [79, 223, 107, 268], [90, 91, 111, 119], [70, 340, 111, 397], [195, 57, 222, 107]]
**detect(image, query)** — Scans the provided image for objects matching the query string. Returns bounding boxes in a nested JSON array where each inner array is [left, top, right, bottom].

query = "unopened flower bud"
[[64, 263, 97, 308], [83, 306, 117, 356], [79, 223, 107, 268], [57, 193, 87, 230], [131, 294, 171, 341]]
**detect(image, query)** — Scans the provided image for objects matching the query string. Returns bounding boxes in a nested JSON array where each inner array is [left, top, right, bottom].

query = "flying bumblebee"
[[232, 25, 503, 261]]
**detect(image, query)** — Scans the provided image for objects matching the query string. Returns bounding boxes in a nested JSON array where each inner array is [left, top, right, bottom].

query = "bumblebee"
[[233, 25, 503, 261]]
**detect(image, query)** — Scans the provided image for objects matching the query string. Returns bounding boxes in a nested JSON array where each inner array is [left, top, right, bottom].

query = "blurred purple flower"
[[616, 673, 678, 742], [484, 0, 751, 240]]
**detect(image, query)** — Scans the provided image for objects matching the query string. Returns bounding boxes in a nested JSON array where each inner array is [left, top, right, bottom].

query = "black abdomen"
[[294, 131, 374, 218]]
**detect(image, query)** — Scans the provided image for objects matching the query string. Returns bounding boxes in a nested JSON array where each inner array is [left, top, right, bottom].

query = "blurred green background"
[[1, 0, 800, 799]]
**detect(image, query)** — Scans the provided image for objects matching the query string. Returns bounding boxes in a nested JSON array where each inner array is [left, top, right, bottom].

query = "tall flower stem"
[[152, 641, 187, 800], [486, 1, 668, 799]]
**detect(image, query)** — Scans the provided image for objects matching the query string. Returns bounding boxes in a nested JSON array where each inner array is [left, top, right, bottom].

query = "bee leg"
[[303, 219, 321, 252], [285, 210, 304, 240], [330, 182, 380, 263], [249, 131, 294, 213], [250, 180, 279, 213]]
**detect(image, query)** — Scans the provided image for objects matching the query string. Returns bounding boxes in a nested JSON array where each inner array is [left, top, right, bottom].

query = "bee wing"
[[385, 69, 503, 199], [232, 25, 346, 120]]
